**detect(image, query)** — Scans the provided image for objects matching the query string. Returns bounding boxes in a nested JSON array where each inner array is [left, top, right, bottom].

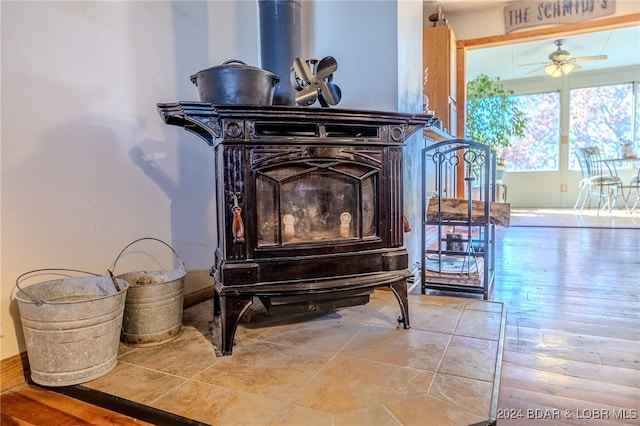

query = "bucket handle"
[[15, 268, 101, 306], [110, 237, 185, 274]]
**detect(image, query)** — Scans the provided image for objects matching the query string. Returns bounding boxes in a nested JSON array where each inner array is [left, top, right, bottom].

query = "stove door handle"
[[403, 214, 411, 233], [232, 205, 245, 243]]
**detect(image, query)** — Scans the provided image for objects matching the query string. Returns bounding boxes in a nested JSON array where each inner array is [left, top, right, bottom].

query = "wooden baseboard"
[[1, 352, 29, 393], [1, 287, 215, 392], [183, 285, 214, 308]]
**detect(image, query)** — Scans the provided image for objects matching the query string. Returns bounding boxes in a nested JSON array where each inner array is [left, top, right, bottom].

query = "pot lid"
[[196, 60, 279, 80]]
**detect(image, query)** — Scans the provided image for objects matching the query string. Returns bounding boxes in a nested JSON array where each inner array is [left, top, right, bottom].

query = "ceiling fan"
[[522, 39, 608, 77]]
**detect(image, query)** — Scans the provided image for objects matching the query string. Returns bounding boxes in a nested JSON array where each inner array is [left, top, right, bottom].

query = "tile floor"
[[83, 290, 505, 426]]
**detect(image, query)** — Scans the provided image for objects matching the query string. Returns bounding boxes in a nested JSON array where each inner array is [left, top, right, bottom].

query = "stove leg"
[[211, 291, 254, 356], [389, 279, 410, 329]]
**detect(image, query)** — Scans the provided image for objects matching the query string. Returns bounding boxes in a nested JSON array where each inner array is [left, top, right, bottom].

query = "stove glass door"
[[256, 162, 378, 247]]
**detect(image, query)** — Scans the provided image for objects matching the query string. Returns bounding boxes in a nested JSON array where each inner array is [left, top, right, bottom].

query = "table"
[[604, 158, 640, 212]]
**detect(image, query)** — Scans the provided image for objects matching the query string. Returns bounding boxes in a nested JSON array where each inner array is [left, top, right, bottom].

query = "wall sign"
[[504, 0, 616, 33]]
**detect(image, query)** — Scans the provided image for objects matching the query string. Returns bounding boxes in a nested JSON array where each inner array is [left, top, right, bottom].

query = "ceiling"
[[424, 1, 640, 82], [466, 26, 640, 81]]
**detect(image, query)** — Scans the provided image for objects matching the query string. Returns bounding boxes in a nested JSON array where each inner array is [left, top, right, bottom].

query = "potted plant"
[[465, 74, 527, 174]]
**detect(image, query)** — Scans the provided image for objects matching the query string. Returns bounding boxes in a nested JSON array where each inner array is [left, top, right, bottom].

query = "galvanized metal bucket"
[[15, 269, 128, 387], [111, 238, 186, 347]]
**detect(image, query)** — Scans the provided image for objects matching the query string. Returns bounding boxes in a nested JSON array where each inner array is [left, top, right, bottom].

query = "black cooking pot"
[[190, 60, 280, 105]]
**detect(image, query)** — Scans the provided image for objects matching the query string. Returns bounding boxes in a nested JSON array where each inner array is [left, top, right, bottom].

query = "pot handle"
[[190, 60, 249, 86], [222, 59, 248, 66]]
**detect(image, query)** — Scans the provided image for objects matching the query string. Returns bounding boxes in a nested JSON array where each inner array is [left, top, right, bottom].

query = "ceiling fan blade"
[[526, 65, 547, 75], [573, 54, 608, 62], [518, 62, 548, 67]]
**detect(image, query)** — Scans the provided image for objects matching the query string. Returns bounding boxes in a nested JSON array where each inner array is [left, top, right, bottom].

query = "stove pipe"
[[259, 0, 301, 105]]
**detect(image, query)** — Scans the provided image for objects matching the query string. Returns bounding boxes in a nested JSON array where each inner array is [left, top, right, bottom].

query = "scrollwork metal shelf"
[[420, 138, 496, 299]]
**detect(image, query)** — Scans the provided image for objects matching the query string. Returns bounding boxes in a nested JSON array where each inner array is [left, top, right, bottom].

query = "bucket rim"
[[15, 271, 128, 305], [115, 269, 186, 287]]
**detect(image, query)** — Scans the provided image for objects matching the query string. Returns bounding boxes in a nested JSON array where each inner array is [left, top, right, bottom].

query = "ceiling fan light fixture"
[[544, 62, 573, 77], [545, 64, 559, 76], [561, 63, 574, 74]]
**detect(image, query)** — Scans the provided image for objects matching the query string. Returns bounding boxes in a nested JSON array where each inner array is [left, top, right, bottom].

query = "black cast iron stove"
[[157, 102, 435, 355]]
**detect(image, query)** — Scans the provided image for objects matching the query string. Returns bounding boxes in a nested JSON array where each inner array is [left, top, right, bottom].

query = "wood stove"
[[157, 102, 435, 355]]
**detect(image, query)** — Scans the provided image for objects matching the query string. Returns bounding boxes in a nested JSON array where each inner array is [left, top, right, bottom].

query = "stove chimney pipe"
[[259, 0, 301, 105]]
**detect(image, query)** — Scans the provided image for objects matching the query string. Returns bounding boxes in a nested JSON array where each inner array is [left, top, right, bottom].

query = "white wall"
[[305, 0, 399, 110], [1, 0, 235, 360], [1, 0, 423, 360], [397, 1, 427, 272]]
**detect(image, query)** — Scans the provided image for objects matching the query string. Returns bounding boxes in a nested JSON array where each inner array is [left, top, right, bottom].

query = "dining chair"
[[573, 147, 622, 214], [573, 150, 592, 210], [624, 167, 640, 213]]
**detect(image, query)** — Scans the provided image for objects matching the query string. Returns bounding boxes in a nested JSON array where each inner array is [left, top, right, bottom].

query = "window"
[[504, 91, 560, 171], [569, 83, 634, 169], [635, 82, 640, 143]]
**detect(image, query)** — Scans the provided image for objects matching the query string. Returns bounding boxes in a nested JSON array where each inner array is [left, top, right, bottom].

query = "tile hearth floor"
[[82, 290, 505, 426]]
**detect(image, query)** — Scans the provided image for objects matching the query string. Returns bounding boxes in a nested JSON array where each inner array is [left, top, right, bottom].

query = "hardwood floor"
[[0, 383, 154, 425], [2, 226, 638, 425], [510, 208, 640, 228], [493, 226, 640, 425]]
